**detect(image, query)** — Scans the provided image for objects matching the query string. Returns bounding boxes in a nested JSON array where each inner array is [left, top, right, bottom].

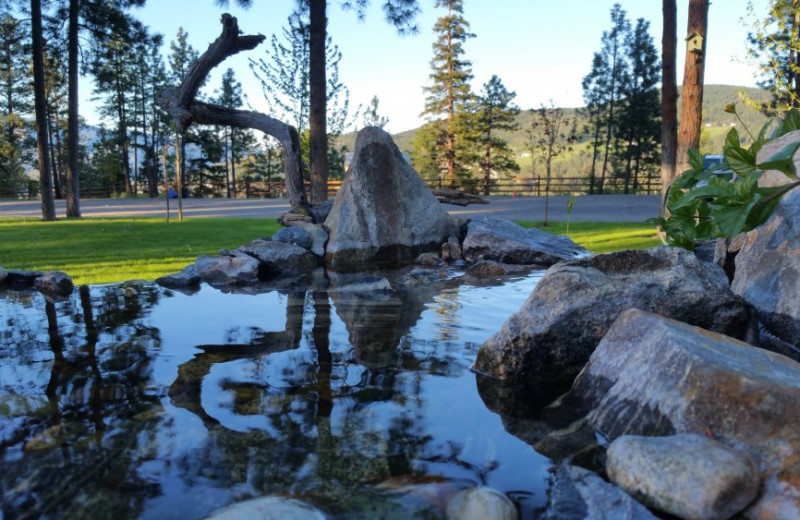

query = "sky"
[[82, 0, 771, 134]]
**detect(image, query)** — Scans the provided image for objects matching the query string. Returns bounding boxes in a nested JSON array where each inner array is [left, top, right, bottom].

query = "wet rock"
[[466, 260, 511, 278], [328, 273, 393, 294], [194, 253, 260, 286], [235, 238, 317, 275], [33, 271, 74, 297], [155, 264, 201, 290], [204, 495, 326, 520], [5, 269, 43, 288], [462, 217, 587, 267], [0, 266, 7, 284], [563, 308, 800, 519], [397, 268, 449, 288], [441, 236, 462, 262], [606, 434, 760, 520], [731, 189, 800, 347], [324, 126, 455, 271], [414, 252, 442, 268], [544, 464, 659, 520], [474, 247, 753, 394], [273, 226, 313, 250], [445, 486, 518, 520]]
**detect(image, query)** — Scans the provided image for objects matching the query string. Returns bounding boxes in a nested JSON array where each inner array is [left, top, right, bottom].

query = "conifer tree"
[[471, 75, 519, 195], [421, 0, 475, 187], [216, 68, 255, 197]]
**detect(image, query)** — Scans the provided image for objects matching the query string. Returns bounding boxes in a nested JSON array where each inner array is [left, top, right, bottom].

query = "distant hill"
[[337, 84, 773, 165]]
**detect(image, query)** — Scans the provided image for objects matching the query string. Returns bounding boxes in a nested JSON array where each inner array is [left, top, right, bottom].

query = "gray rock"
[[194, 253, 260, 286], [204, 495, 325, 520], [33, 271, 74, 297], [545, 464, 659, 520], [606, 434, 760, 520], [6, 269, 43, 287], [324, 126, 455, 271], [731, 189, 800, 347], [563, 308, 800, 520], [328, 273, 393, 294], [474, 247, 753, 391], [445, 487, 518, 520], [756, 129, 800, 188], [296, 222, 329, 258], [273, 226, 313, 250], [441, 236, 462, 262], [278, 211, 314, 227], [414, 252, 442, 268], [466, 260, 511, 278], [235, 238, 317, 275], [462, 217, 587, 266], [155, 264, 201, 290]]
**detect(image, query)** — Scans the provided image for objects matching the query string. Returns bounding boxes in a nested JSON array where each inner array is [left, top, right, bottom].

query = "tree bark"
[[31, 0, 55, 220], [661, 0, 678, 208], [309, 0, 328, 204], [158, 14, 309, 214], [66, 0, 80, 216], [676, 0, 708, 176]]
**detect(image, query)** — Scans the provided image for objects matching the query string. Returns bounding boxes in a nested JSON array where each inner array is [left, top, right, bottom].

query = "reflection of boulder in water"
[[330, 280, 441, 369]]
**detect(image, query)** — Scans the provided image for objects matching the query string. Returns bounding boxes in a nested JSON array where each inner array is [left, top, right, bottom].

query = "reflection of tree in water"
[[0, 282, 163, 520]]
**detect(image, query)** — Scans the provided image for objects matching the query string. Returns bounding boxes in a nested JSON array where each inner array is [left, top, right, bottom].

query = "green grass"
[[518, 221, 661, 253], [0, 217, 280, 285], [0, 217, 661, 285]]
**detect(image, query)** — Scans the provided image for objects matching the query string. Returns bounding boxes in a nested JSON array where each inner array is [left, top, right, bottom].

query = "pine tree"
[[661, 0, 678, 204], [168, 26, 199, 197], [676, 0, 708, 175], [471, 75, 520, 195], [216, 68, 255, 197], [422, 0, 475, 187], [31, 0, 55, 219], [746, 0, 800, 113], [363, 95, 389, 128]]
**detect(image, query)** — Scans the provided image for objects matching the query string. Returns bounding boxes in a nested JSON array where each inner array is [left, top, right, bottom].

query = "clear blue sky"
[[83, 0, 770, 134]]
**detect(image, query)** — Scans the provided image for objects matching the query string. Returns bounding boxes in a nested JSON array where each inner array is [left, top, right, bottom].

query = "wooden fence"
[[0, 175, 662, 201]]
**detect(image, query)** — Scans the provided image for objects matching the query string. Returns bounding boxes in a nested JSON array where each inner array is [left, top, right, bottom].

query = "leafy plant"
[[650, 104, 800, 249]]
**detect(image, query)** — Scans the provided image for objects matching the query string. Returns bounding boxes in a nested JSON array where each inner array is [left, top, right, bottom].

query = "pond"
[[0, 272, 555, 519]]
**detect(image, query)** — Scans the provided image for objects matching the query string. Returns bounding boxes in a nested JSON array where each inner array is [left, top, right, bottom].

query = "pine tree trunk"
[[676, 0, 708, 176], [230, 130, 237, 197], [31, 0, 55, 220], [309, 0, 328, 204], [47, 110, 61, 199], [65, 0, 80, 216], [661, 0, 678, 207]]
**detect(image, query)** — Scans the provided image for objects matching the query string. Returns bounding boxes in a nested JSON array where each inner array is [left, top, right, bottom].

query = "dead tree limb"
[[158, 13, 309, 213]]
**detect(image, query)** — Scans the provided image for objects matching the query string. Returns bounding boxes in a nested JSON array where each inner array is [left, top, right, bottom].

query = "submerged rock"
[[563, 308, 800, 519], [445, 487, 518, 520], [473, 247, 753, 396], [544, 464, 659, 520], [606, 434, 759, 520], [441, 235, 462, 262], [462, 217, 587, 267], [204, 495, 326, 520], [324, 126, 455, 271]]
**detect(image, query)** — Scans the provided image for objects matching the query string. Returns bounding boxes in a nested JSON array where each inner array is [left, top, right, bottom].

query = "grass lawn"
[[0, 217, 661, 285], [0, 217, 280, 285]]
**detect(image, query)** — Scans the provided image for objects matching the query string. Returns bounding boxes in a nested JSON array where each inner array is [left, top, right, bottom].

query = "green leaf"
[[757, 141, 800, 180], [725, 127, 741, 150], [774, 108, 800, 138], [687, 148, 704, 171], [714, 200, 756, 237], [724, 146, 757, 177]]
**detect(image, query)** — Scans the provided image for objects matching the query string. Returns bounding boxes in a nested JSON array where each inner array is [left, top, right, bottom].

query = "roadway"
[[0, 194, 661, 223]]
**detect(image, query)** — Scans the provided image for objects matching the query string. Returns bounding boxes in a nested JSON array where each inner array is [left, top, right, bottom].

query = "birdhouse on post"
[[686, 32, 703, 54]]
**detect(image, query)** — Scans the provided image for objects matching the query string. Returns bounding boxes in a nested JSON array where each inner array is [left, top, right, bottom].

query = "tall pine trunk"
[[661, 0, 678, 207], [676, 0, 708, 175], [230, 130, 237, 198], [599, 41, 620, 194], [309, 0, 328, 204], [65, 0, 80, 216], [31, 0, 55, 220]]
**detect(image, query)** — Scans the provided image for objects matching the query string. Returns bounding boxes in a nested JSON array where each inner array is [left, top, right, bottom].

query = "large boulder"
[[324, 126, 455, 271], [462, 217, 587, 267], [33, 271, 75, 298], [563, 308, 800, 520], [204, 495, 325, 520], [473, 247, 753, 397], [731, 189, 800, 347], [606, 434, 760, 520], [445, 487, 518, 520]]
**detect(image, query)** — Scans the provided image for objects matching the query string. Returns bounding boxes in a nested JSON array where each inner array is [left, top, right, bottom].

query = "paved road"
[[0, 194, 660, 223]]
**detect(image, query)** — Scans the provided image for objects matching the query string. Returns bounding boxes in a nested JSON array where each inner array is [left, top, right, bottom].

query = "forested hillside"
[[341, 84, 773, 189]]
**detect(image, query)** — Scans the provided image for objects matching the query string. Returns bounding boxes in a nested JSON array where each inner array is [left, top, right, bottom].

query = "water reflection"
[[1, 274, 550, 519]]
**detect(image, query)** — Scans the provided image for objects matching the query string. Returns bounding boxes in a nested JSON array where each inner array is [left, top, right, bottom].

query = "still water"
[[0, 272, 551, 519]]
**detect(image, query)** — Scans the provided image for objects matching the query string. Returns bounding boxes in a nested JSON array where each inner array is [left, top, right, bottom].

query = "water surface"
[[0, 273, 553, 519]]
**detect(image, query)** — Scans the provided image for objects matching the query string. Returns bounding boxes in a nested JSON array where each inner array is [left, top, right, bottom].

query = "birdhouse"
[[686, 32, 703, 54]]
